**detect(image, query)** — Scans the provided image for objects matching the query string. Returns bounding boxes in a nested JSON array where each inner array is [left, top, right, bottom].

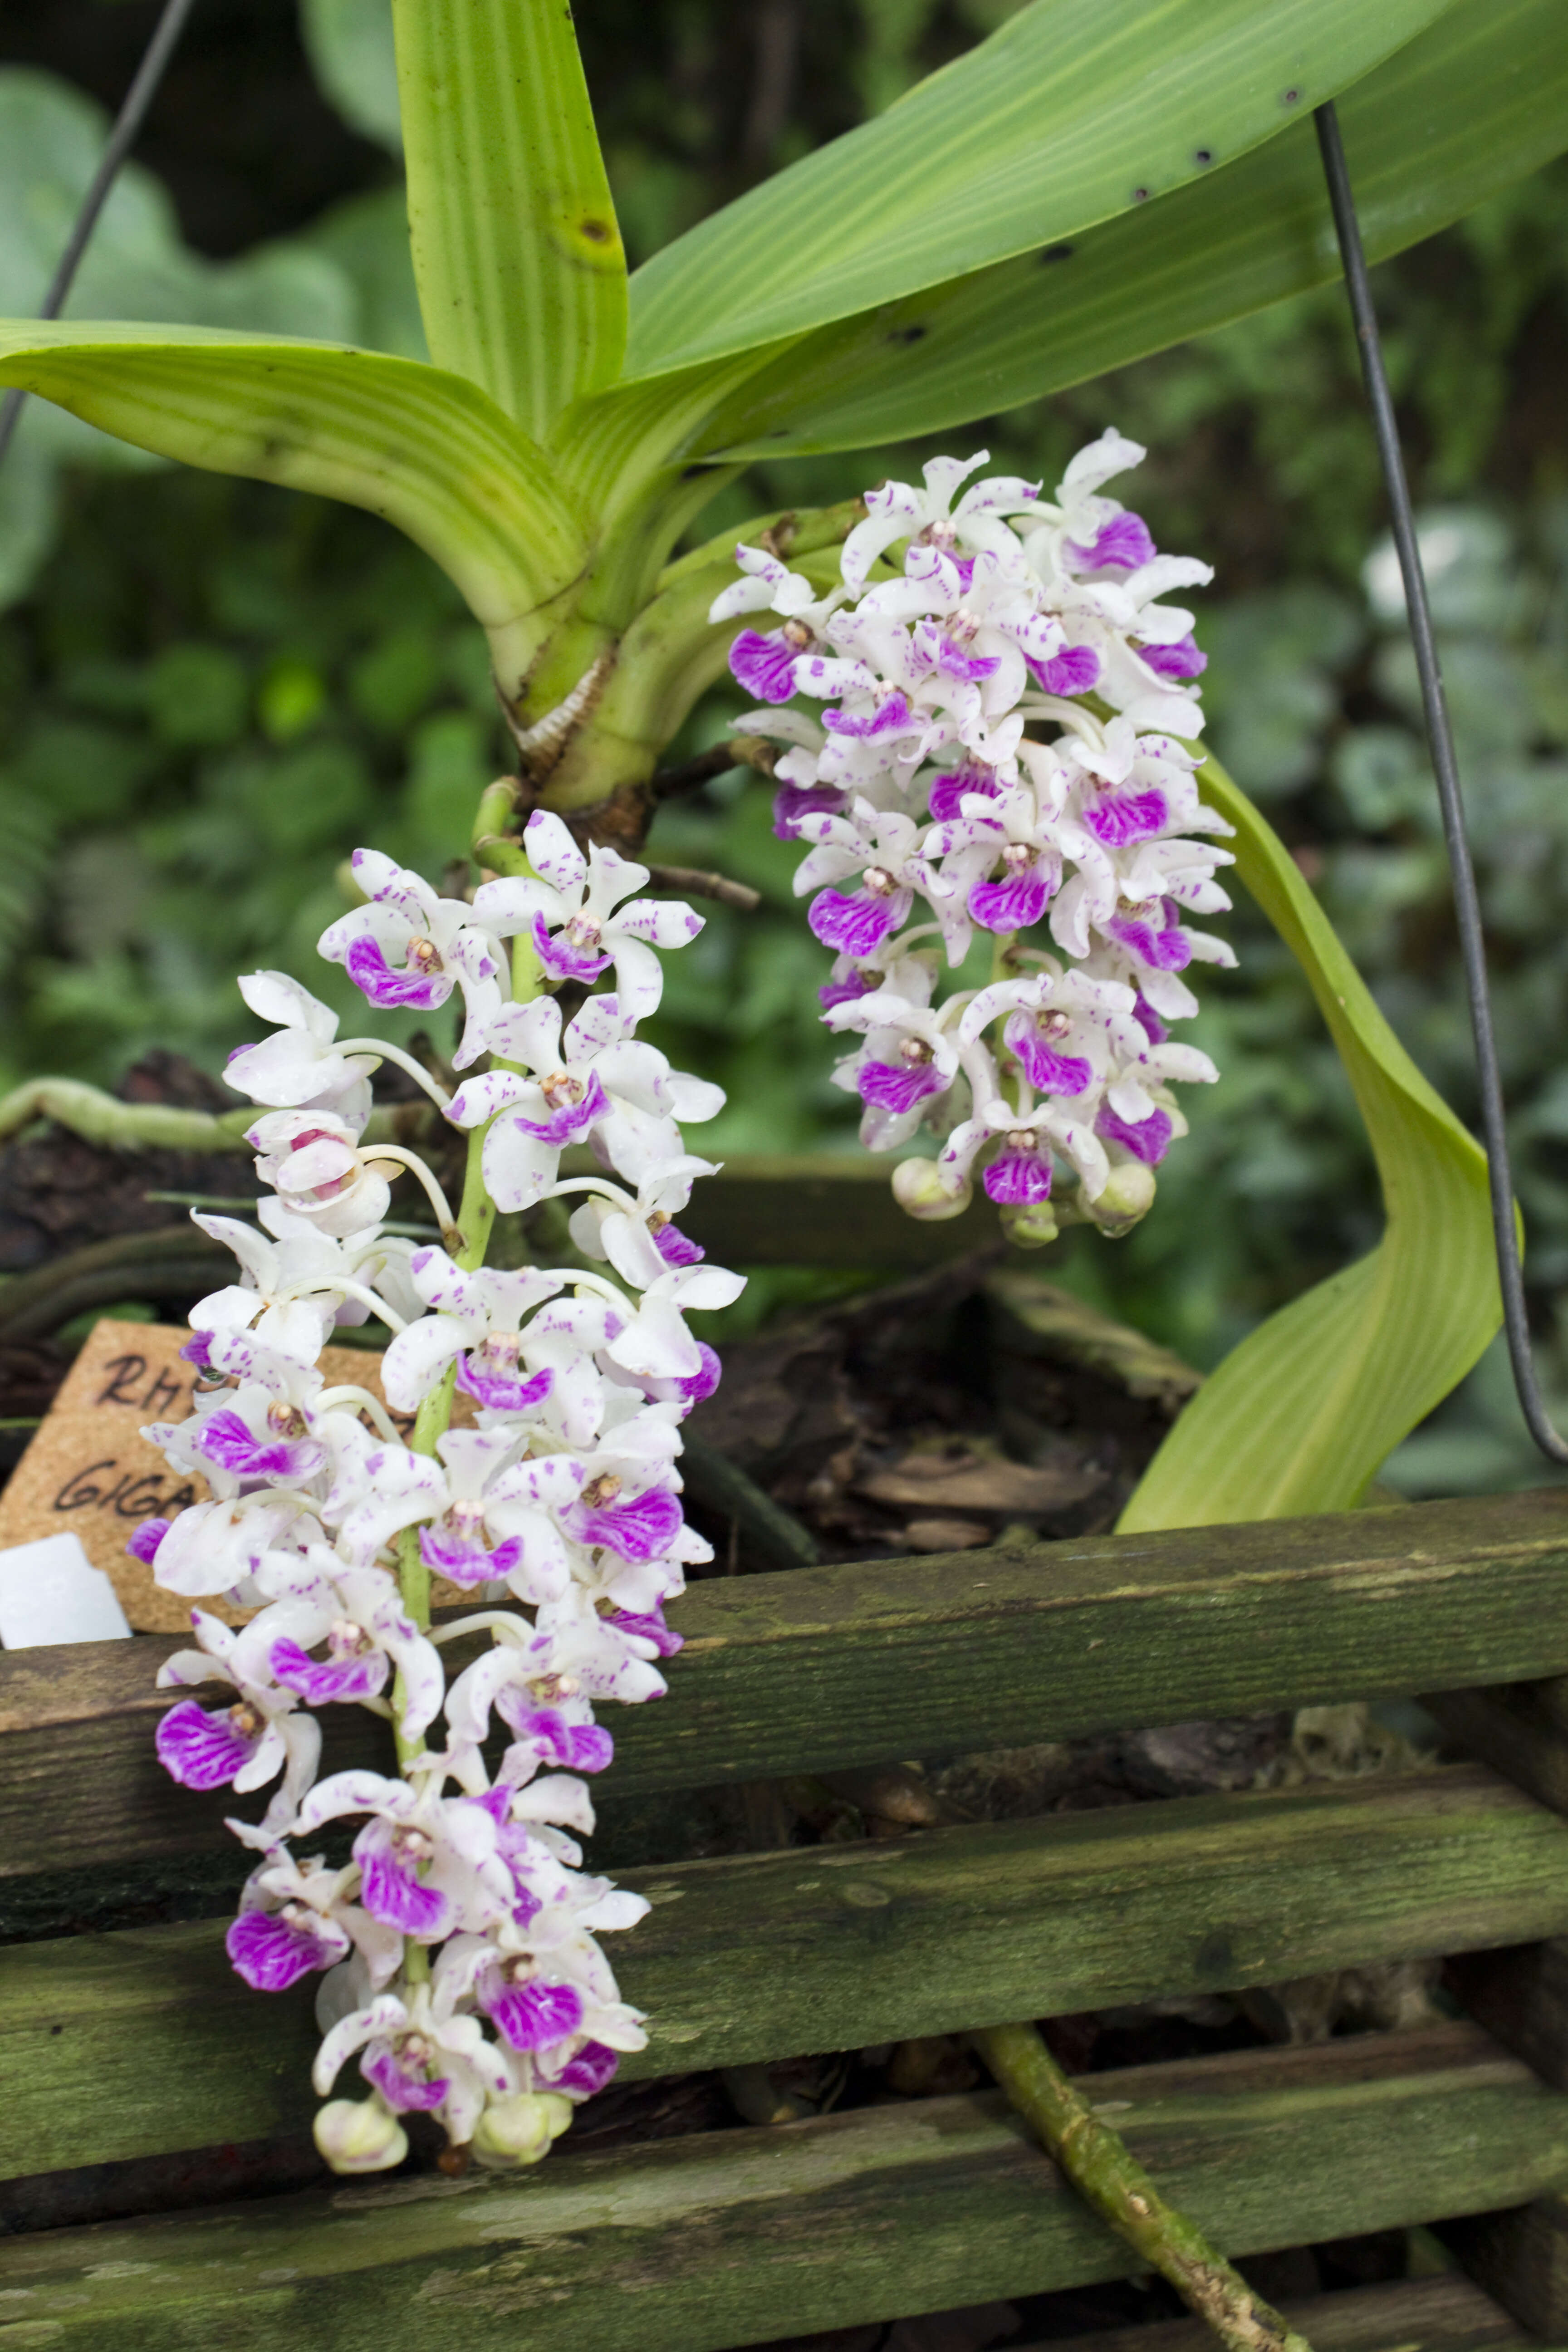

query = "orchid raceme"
[[711, 434, 1226, 1243], [137, 815, 739, 2174]]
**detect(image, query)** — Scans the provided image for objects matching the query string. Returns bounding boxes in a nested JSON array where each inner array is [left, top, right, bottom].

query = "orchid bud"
[[892, 1159, 971, 1221], [1085, 1160, 1157, 1237], [471, 2091, 575, 2169], [998, 1200, 1059, 1250], [314, 2095, 408, 2175]]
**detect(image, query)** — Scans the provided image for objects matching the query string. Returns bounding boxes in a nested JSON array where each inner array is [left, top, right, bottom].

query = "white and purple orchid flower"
[[472, 813, 703, 1020]]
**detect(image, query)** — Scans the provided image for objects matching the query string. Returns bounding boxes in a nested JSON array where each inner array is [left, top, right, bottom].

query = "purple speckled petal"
[[156, 1699, 259, 1791], [503, 1705, 615, 1774], [932, 634, 1000, 683], [984, 1147, 1053, 1206], [455, 1357, 554, 1413], [729, 628, 801, 704], [344, 934, 450, 1011], [676, 1341, 723, 1403], [823, 691, 911, 740], [969, 870, 1050, 933], [1082, 788, 1169, 848], [354, 1822, 450, 1936], [538, 2039, 620, 2099], [927, 766, 1001, 823], [808, 888, 901, 958], [531, 912, 610, 986], [1069, 512, 1156, 571], [1132, 995, 1168, 1045], [818, 968, 875, 1012], [1138, 632, 1206, 679], [1097, 1106, 1173, 1165], [856, 1059, 946, 1114], [195, 1407, 325, 1483], [1026, 643, 1102, 697], [126, 1516, 171, 1565], [480, 1971, 586, 2053], [609, 1604, 684, 1658], [571, 1487, 684, 1563], [513, 1069, 610, 1147], [270, 1635, 388, 1706], [773, 781, 845, 840], [363, 2045, 449, 2112], [653, 1221, 704, 1269], [227, 1906, 346, 1991], [1106, 908, 1191, 971], [1003, 1013, 1092, 1095]]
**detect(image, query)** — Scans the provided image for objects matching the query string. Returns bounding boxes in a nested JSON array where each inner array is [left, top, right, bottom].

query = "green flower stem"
[[0, 1077, 255, 1152], [972, 2023, 1315, 2352]]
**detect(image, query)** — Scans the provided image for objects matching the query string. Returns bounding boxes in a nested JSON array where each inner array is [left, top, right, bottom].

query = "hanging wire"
[[1313, 98, 1568, 1463], [0, 0, 200, 474]]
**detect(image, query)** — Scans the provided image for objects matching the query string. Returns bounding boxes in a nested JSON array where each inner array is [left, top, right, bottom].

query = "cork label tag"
[[0, 1317, 405, 1635]]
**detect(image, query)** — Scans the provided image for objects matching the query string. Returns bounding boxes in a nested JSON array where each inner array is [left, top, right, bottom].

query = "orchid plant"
[[4, 0, 1566, 2187]]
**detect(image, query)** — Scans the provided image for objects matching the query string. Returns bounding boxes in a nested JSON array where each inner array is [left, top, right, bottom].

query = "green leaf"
[[688, 0, 1568, 460], [301, 0, 402, 155], [392, 0, 626, 440], [1118, 754, 1502, 1532], [0, 323, 589, 697], [623, 0, 1455, 381]]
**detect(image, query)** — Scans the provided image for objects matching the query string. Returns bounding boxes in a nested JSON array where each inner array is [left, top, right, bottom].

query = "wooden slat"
[[659, 1152, 1000, 1266], [1027, 2277, 1545, 2352], [0, 2025, 1563, 2351], [5, 1492, 1568, 1883], [6, 1764, 1568, 2180]]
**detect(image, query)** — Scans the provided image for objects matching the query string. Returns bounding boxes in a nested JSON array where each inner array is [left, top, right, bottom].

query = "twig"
[[652, 735, 779, 801], [0, 1227, 231, 1344], [0, 1077, 436, 1157], [973, 2023, 1315, 2352], [681, 1433, 820, 1569], [644, 864, 762, 913]]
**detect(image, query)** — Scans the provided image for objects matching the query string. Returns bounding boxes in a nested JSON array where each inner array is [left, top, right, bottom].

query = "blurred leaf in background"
[[0, 0, 1566, 1492]]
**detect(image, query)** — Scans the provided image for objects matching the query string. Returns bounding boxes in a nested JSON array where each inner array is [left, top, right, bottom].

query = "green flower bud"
[[998, 1199, 1059, 1249], [1086, 1160, 1157, 1237], [470, 2090, 576, 2169], [892, 1158, 971, 1220], [313, 2096, 408, 2175]]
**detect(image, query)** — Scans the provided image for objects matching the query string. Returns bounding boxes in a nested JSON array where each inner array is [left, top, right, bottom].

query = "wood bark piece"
[[1025, 2276, 1538, 2352], [5, 1764, 1567, 2177], [5, 1490, 1568, 1880], [0, 2026, 1563, 2352]]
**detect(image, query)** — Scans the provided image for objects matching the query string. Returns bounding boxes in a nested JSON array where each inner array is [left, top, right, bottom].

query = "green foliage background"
[[1, 0, 1566, 1492]]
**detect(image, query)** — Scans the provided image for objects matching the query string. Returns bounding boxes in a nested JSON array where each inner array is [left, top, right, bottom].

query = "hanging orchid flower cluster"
[[133, 820, 739, 2176], [710, 430, 1232, 1240]]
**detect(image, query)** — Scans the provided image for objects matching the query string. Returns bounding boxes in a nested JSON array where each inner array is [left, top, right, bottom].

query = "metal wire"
[[1314, 98, 1568, 1462], [0, 0, 200, 474]]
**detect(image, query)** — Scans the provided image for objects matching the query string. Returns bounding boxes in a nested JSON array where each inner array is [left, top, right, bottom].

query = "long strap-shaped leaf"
[[1118, 757, 1501, 1532], [0, 323, 588, 696], [393, 0, 626, 440], [622, 0, 1454, 380], [689, 0, 1565, 460]]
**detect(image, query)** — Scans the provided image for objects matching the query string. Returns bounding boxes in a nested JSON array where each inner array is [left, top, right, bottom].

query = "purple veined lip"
[[479, 1968, 586, 2053], [927, 766, 1001, 823], [344, 934, 449, 1011], [179, 1332, 214, 1372], [538, 2038, 619, 2100], [194, 1406, 326, 1483], [1082, 788, 1169, 848], [1026, 643, 1102, 697], [226, 1905, 347, 1992], [504, 1705, 615, 1774], [1107, 904, 1191, 971], [353, 1819, 450, 1936], [155, 1698, 262, 1791], [968, 869, 1050, 933], [652, 1220, 704, 1268], [126, 1515, 172, 1564], [513, 1069, 611, 1147], [363, 2044, 450, 2112], [1068, 512, 1156, 572], [808, 887, 903, 958], [983, 1145, 1054, 1206], [1096, 1104, 1173, 1165], [818, 967, 875, 1012], [420, 1524, 526, 1590], [822, 691, 911, 740], [951, 556, 976, 589], [1132, 994, 1168, 1045], [269, 1635, 388, 1706], [1003, 1012, 1092, 1095], [729, 627, 802, 705], [569, 1486, 684, 1563], [676, 1340, 722, 1403], [531, 912, 610, 986], [856, 1058, 946, 1114], [608, 1604, 684, 1658], [1138, 631, 1207, 680], [773, 780, 845, 840], [929, 634, 1000, 684], [455, 1356, 554, 1413]]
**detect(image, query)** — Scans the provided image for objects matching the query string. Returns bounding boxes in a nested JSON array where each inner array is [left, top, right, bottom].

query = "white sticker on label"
[[0, 1531, 135, 1648]]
